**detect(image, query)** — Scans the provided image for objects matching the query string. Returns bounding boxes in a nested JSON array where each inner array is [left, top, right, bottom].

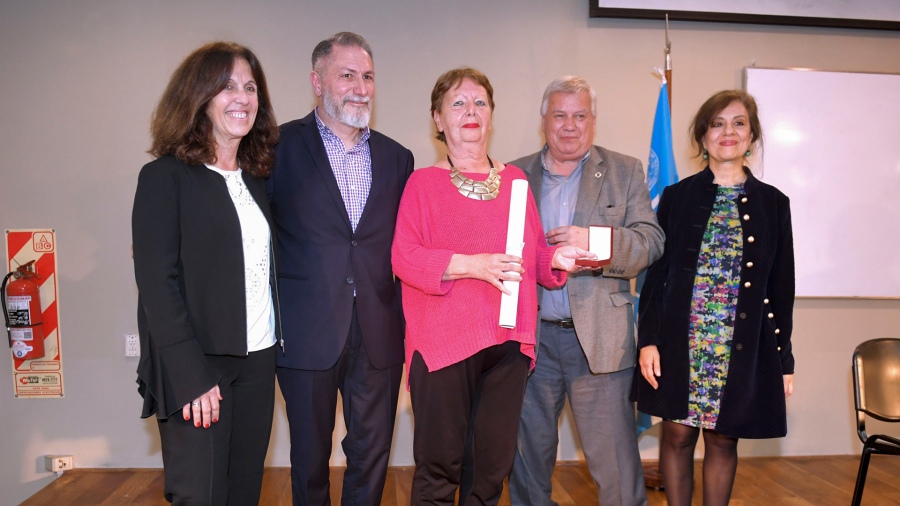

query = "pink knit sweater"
[[392, 165, 566, 373]]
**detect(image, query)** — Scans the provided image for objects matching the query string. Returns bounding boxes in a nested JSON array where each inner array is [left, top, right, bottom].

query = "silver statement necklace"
[[448, 155, 500, 201]]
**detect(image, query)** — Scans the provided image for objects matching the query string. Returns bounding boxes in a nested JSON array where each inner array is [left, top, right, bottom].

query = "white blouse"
[[206, 165, 275, 352]]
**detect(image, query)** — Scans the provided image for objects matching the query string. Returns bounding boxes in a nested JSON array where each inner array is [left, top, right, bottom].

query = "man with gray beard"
[[267, 32, 414, 506]]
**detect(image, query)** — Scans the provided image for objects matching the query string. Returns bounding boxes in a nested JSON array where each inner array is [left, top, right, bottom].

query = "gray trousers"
[[509, 321, 647, 506]]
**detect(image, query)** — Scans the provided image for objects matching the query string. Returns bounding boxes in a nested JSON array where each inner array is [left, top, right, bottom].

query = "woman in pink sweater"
[[392, 68, 592, 505]]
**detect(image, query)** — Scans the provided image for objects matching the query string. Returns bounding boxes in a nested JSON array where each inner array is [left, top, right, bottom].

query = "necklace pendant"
[[450, 167, 500, 201], [447, 154, 500, 201]]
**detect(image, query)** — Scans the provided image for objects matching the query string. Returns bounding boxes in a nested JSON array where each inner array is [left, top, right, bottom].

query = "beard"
[[323, 90, 371, 129]]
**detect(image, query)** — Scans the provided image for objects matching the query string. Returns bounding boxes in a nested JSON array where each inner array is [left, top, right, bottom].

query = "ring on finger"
[[192, 401, 200, 407]]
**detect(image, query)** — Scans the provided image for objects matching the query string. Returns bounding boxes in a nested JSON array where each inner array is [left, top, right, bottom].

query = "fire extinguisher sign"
[[5, 229, 64, 398]]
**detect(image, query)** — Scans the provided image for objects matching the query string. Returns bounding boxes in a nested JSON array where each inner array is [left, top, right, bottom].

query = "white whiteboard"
[[745, 67, 900, 298], [597, 1, 900, 23]]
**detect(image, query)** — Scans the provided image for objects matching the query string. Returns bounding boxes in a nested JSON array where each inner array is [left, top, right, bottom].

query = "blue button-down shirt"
[[539, 146, 590, 321], [315, 108, 372, 232]]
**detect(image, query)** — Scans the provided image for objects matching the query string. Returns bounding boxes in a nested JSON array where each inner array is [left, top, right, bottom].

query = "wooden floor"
[[21, 455, 900, 505]]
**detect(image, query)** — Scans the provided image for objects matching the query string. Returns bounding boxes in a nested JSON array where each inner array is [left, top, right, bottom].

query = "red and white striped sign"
[[5, 229, 64, 398]]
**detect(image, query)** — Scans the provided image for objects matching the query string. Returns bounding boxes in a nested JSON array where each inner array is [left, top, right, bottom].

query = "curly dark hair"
[[148, 42, 278, 177]]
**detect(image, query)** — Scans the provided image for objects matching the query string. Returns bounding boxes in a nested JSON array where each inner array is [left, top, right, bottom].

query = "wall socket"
[[125, 334, 140, 357], [44, 455, 74, 473]]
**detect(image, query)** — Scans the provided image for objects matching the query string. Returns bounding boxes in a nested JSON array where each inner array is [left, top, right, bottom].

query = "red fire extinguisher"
[[2, 260, 46, 360]]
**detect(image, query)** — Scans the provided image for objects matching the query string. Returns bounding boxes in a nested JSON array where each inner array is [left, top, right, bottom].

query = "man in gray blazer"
[[508, 76, 664, 506]]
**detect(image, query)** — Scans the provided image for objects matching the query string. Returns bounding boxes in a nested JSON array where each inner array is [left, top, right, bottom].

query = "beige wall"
[[1, 0, 899, 503]]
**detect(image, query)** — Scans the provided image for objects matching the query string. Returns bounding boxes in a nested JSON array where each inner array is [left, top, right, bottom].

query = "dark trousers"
[[409, 340, 530, 506], [157, 345, 276, 506], [277, 303, 402, 506]]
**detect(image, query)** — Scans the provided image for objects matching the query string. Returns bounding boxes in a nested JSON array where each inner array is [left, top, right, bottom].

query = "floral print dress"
[[673, 184, 744, 429]]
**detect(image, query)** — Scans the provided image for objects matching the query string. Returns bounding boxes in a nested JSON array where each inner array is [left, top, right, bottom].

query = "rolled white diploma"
[[499, 179, 529, 329]]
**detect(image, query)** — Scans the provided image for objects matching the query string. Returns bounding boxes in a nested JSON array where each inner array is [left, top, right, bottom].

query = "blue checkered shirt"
[[315, 108, 372, 232]]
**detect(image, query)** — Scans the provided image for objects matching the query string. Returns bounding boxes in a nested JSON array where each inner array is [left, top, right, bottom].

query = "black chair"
[[851, 337, 900, 505]]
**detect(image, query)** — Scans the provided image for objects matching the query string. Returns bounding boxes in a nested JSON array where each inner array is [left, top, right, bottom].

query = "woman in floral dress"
[[634, 90, 795, 506]]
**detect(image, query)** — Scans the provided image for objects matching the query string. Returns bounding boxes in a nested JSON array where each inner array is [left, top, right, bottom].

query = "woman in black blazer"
[[635, 90, 795, 506], [132, 42, 279, 505]]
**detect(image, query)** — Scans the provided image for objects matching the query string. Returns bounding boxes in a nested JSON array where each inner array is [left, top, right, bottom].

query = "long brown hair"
[[148, 42, 278, 177]]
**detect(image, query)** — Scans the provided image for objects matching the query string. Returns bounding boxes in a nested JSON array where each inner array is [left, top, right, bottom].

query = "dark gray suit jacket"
[[512, 146, 664, 374], [268, 111, 414, 371]]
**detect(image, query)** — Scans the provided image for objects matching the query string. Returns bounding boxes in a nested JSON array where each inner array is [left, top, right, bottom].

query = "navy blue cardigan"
[[634, 167, 795, 439]]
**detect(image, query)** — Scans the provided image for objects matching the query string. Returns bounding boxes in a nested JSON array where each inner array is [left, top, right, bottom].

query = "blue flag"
[[636, 81, 678, 436], [646, 82, 678, 211]]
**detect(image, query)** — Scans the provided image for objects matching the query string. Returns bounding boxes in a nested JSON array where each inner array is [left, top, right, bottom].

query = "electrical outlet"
[[44, 455, 74, 473], [125, 334, 140, 357]]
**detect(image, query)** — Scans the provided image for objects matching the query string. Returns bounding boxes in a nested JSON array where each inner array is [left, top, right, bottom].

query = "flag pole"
[[665, 14, 672, 111], [639, 15, 678, 491]]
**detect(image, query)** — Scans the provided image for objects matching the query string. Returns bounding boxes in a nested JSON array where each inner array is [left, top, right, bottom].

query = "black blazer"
[[132, 155, 276, 419], [268, 111, 414, 370], [635, 167, 795, 439]]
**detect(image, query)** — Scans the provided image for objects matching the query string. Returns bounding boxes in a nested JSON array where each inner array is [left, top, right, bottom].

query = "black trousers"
[[157, 345, 276, 506], [277, 303, 403, 506], [409, 340, 530, 506]]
